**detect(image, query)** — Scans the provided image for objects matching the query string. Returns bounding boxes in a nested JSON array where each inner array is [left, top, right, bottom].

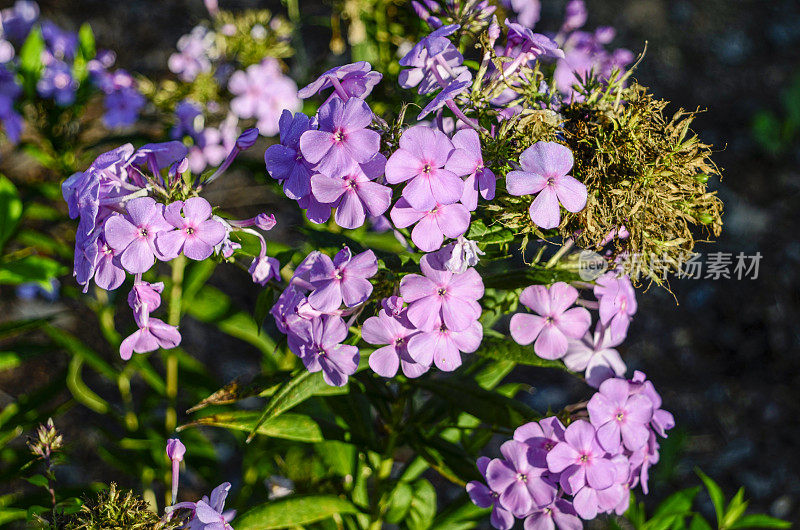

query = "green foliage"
[[751, 74, 800, 157], [235, 494, 360, 529]]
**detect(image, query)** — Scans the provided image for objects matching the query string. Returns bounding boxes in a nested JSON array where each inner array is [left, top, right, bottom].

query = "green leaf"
[[482, 267, 580, 290], [182, 411, 323, 442], [474, 333, 569, 370], [18, 27, 45, 96], [689, 514, 712, 530], [730, 514, 792, 529], [67, 356, 110, 414], [234, 495, 360, 529], [696, 468, 725, 527], [247, 370, 347, 442], [385, 482, 414, 524], [431, 494, 490, 530], [652, 487, 699, 519], [0, 507, 26, 525], [77, 23, 96, 59], [0, 176, 22, 250], [721, 487, 748, 529], [0, 255, 65, 289], [407, 479, 437, 530]]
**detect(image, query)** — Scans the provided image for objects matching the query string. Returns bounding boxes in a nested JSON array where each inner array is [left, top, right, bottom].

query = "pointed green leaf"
[[696, 468, 725, 526], [0, 176, 22, 250], [234, 494, 360, 529], [182, 411, 323, 442], [407, 479, 437, 530], [730, 514, 791, 529]]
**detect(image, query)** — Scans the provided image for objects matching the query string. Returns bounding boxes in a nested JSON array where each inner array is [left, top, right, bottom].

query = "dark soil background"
[[8, 0, 800, 525]]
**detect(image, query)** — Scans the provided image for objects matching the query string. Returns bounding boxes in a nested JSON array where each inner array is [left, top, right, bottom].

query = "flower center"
[[138, 228, 149, 238], [437, 287, 447, 296], [186, 226, 195, 235], [517, 472, 528, 483], [544, 441, 555, 451], [334, 269, 344, 280], [579, 453, 590, 464], [616, 411, 625, 422], [547, 176, 556, 186], [333, 129, 346, 143], [422, 163, 432, 174]]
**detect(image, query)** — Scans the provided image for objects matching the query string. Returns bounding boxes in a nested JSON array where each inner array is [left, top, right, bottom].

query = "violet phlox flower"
[[310, 154, 392, 230], [265, 110, 315, 200], [166, 438, 185, 503], [546, 420, 619, 520], [627, 371, 675, 438], [385, 125, 464, 211], [505, 21, 564, 60], [299, 96, 380, 177], [399, 25, 470, 95], [563, 323, 627, 388], [168, 26, 215, 82], [501, 0, 541, 28], [287, 314, 359, 387], [120, 281, 181, 360], [513, 416, 567, 468], [441, 235, 484, 274], [399, 251, 484, 332], [171, 483, 236, 530], [297, 61, 382, 102], [587, 377, 653, 453], [362, 299, 430, 378], [307, 247, 378, 313], [467, 456, 516, 530], [228, 58, 301, 137], [104, 197, 174, 274], [102, 85, 145, 129], [506, 141, 587, 229], [416, 70, 471, 120], [510, 282, 591, 360], [524, 498, 583, 530], [445, 128, 496, 210], [92, 235, 126, 291], [485, 440, 557, 518], [156, 197, 226, 261], [406, 318, 482, 372], [554, 26, 634, 97], [593, 271, 636, 342], [37, 58, 78, 106]]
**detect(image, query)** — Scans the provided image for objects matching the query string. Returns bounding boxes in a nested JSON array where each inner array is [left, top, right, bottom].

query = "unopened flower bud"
[[166, 438, 186, 462], [236, 128, 259, 150]]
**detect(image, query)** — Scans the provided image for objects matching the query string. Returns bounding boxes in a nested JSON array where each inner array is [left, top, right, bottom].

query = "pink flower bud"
[[166, 438, 186, 462]]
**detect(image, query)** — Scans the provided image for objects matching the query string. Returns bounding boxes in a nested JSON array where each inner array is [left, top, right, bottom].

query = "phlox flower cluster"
[[62, 130, 278, 360], [468, 372, 674, 529], [0, 1, 145, 137]]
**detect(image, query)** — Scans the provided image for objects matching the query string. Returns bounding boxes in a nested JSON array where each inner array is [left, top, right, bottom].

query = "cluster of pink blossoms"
[[61, 130, 281, 360]]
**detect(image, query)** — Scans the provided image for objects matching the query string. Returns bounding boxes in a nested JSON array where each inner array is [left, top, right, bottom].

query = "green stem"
[[165, 255, 186, 434]]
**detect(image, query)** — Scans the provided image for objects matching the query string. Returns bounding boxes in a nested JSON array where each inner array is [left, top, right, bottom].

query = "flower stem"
[[165, 255, 186, 434]]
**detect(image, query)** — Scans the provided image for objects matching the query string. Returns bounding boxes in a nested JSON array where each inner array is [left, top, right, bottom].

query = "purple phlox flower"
[[486, 440, 557, 517], [563, 323, 627, 388], [593, 271, 636, 342], [546, 420, 618, 520], [363, 305, 429, 378], [510, 282, 591, 360], [171, 483, 235, 530], [311, 154, 391, 229], [506, 21, 564, 60], [587, 377, 653, 453], [265, 110, 315, 200], [250, 255, 281, 286], [104, 197, 173, 274], [166, 437, 186, 504], [0, 94, 23, 144], [385, 125, 463, 211], [91, 235, 126, 291], [627, 431, 659, 494], [628, 371, 675, 437], [172, 100, 204, 142], [127, 141, 190, 179], [381, 295, 404, 316], [561, 0, 588, 33], [299, 97, 380, 177], [501, 0, 541, 28], [228, 58, 301, 137], [407, 319, 482, 372], [554, 30, 634, 97], [594, 454, 631, 516], [40, 21, 77, 60], [417, 71, 472, 120], [168, 26, 214, 82], [307, 247, 378, 313], [103, 85, 145, 128], [514, 416, 566, 468], [37, 59, 78, 106], [119, 308, 181, 361], [190, 115, 240, 175], [287, 315, 359, 386], [128, 280, 163, 317], [446, 128, 496, 210], [506, 141, 587, 229], [440, 235, 484, 274], [524, 498, 583, 530], [399, 26, 470, 95], [411, 1, 444, 30], [270, 285, 306, 334], [156, 197, 226, 261], [297, 61, 382, 102], [1, 1, 39, 42], [467, 456, 515, 530], [399, 251, 484, 332]]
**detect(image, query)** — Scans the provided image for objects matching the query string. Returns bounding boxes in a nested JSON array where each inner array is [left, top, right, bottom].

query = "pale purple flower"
[[172, 100, 204, 142], [486, 440, 557, 517], [298, 61, 382, 102], [37, 60, 77, 106], [171, 483, 236, 530], [1, 1, 38, 42], [593, 272, 637, 342], [385, 125, 462, 211], [399, 26, 469, 95], [506, 22, 564, 59], [287, 315, 359, 386], [299, 97, 380, 177], [513, 416, 566, 468], [166, 438, 186, 503], [441, 236, 484, 274], [628, 371, 675, 438], [228, 58, 301, 137], [265, 110, 315, 200], [362, 305, 428, 378], [103, 86, 145, 128], [524, 498, 583, 530], [93, 236, 126, 291], [546, 420, 617, 520], [298, 193, 334, 224], [554, 30, 634, 97], [270, 285, 306, 334], [509, 282, 591, 360], [563, 324, 627, 388], [391, 200, 471, 252], [467, 457, 515, 530], [155, 198, 226, 261], [506, 142, 587, 229], [127, 281, 163, 316], [311, 155, 392, 229], [41, 21, 78, 60], [168, 26, 214, 82], [446, 129, 496, 211], [188, 124, 236, 174], [104, 197, 173, 274], [417, 72, 471, 120], [307, 247, 378, 313], [127, 141, 190, 175], [119, 310, 181, 360], [399, 252, 483, 332], [250, 255, 281, 286], [502, 0, 541, 28], [406, 319, 482, 371], [561, 0, 588, 33], [587, 377, 653, 453]]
